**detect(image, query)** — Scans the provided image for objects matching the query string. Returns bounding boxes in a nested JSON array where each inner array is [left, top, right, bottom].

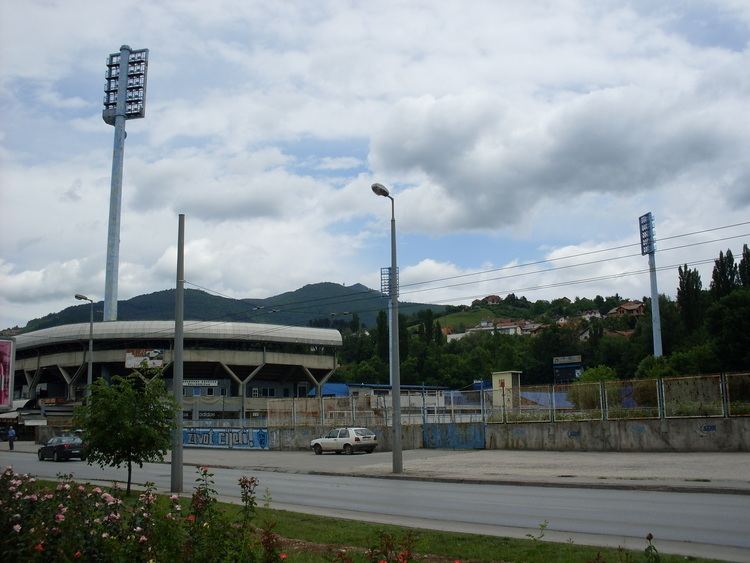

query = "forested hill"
[[12, 282, 445, 334]]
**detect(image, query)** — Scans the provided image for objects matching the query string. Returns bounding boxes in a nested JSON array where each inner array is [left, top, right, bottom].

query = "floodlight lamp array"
[[102, 48, 149, 125], [639, 212, 656, 255]]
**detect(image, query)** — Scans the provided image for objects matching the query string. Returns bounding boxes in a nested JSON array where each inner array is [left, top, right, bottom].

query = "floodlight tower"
[[102, 45, 149, 320], [639, 212, 663, 357]]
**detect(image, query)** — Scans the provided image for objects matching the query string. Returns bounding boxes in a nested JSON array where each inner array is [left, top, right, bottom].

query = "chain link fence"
[[262, 373, 746, 427]]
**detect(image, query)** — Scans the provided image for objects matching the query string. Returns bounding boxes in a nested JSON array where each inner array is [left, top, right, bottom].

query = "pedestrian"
[[7, 425, 15, 450]]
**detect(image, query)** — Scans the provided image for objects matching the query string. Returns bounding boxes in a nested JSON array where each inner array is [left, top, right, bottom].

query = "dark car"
[[37, 436, 86, 462]]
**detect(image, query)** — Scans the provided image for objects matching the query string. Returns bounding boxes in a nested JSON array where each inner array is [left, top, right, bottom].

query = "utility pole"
[[102, 45, 149, 320], [639, 212, 663, 357], [171, 214, 185, 493]]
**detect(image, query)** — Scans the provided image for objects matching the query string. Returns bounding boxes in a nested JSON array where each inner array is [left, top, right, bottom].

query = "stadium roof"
[[14, 321, 342, 350]]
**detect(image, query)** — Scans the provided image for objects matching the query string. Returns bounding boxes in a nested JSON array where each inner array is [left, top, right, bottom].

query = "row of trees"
[[338, 245, 750, 387]]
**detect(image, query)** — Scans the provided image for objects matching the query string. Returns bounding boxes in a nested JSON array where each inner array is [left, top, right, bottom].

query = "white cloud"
[[0, 1, 748, 329]]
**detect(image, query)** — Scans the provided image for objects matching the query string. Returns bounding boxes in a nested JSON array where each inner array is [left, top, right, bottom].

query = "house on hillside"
[[580, 310, 602, 321], [606, 301, 645, 317]]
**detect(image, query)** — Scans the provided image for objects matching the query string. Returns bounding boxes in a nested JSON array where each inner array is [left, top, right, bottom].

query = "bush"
[[579, 365, 617, 382], [0, 466, 282, 562]]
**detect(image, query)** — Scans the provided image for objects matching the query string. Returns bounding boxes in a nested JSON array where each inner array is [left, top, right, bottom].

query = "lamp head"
[[75, 294, 89, 301], [371, 183, 390, 197]]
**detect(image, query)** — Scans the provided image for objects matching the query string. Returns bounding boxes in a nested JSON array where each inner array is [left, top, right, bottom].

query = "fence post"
[[421, 385, 427, 426], [550, 385, 556, 423], [450, 391, 455, 423], [721, 373, 730, 418], [600, 382, 608, 421], [292, 397, 296, 427], [657, 378, 666, 419], [501, 385, 506, 424], [350, 395, 355, 425]]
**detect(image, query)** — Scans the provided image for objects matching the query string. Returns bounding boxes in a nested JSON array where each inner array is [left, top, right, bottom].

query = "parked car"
[[37, 436, 86, 462], [310, 427, 377, 455]]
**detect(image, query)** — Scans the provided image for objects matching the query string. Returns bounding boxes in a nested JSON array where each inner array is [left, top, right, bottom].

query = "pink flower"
[[280, 554, 288, 560], [74, 550, 82, 558], [186, 514, 196, 523], [139, 535, 148, 544], [34, 543, 44, 552], [93, 487, 102, 494], [170, 494, 179, 501], [12, 524, 21, 533], [55, 513, 65, 522]]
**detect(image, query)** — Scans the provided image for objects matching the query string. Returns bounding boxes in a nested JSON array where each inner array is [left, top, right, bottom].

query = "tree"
[[677, 264, 703, 332], [374, 310, 389, 362], [710, 249, 738, 300], [705, 288, 750, 371], [739, 244, 750, 288], [349, 312, 361, 333], [579, 365, 617, 382], [74, 370, 177, 495]]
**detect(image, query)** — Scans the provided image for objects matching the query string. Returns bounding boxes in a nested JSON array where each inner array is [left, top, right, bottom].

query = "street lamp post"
[[371, 182, 403, 474], [75, 294, 94, 397]]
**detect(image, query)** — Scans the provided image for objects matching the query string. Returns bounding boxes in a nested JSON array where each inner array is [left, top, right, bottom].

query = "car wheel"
[[313, 444, 322, 456], [366, 448, 374, 454], [344, 444, 353, 455], [38, 450, 44, 461], [53, 451, 60, 462]]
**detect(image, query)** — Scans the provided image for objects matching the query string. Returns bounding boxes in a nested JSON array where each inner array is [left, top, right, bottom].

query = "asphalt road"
[[2, 450, 749, 562]]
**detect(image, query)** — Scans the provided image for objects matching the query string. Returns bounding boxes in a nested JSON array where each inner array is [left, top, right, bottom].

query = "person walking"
[[7, 426, 15, 450]]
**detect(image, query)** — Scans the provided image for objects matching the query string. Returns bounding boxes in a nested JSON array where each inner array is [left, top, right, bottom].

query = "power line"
[[211, 234, 746, 318], [186, 221, 749, 314]]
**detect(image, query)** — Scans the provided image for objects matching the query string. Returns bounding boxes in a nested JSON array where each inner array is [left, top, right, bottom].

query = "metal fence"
[[265, 373, 749, 427]]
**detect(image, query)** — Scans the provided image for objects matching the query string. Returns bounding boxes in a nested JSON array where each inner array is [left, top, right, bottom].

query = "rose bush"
[[0, 465, 286, 562]]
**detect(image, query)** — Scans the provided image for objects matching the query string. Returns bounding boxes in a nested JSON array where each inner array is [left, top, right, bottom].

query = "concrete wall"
[[268, 424, 423, 451], [485, 417, 750, 452]]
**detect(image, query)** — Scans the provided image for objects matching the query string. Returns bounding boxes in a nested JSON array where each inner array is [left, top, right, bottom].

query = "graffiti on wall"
[[183, 427, 269, 449]]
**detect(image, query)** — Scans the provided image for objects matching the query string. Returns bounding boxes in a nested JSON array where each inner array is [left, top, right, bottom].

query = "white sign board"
[[125, 348, 165, 368]]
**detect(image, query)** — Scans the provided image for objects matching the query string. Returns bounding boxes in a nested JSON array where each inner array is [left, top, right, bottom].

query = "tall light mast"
[[102, 45, 149, 320]]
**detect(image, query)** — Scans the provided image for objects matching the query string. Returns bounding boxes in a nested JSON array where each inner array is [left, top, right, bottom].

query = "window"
[[183, 388, 191, 397], [252, 388, 259, 398], [193, 388, 201, 397], [338, 429, 349, 438], [283, 388, 290, 398], [325, 429, 338, 439], [206, 388, 214, 396], [220, 388, 227, 396]]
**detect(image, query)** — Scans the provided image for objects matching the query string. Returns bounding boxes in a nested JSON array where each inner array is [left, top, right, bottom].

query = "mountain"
[[14, 283, 446, 333]]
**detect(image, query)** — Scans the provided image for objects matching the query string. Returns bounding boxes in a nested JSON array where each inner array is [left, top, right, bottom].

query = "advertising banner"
[[183, 427, 269, 450], [0, 339, 14, 411], [125, 348, 165, 368]]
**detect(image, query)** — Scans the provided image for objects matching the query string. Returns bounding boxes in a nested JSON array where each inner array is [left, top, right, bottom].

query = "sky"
[[1, 0, 749, 330]]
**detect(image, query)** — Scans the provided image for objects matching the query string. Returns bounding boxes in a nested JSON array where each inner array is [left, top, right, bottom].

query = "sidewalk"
[[6, 441, 750, 494]]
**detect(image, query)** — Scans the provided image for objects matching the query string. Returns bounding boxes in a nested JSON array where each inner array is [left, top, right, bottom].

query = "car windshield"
[[354, 429, 374, 436], [59, 437, 81, 445]]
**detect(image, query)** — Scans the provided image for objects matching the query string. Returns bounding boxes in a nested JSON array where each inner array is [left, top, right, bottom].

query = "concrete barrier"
[[484, 417, 750, 452]]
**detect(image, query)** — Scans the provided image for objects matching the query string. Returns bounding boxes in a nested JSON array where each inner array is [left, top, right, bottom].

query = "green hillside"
[[16, 283, 445, 333]]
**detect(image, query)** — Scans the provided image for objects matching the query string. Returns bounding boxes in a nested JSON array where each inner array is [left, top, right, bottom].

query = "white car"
[[310, 427, 378, 455]]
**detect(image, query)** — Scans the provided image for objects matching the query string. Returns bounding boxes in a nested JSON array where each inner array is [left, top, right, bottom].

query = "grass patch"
[[220, 503, 721, 562], [31, 479, 722, 562]]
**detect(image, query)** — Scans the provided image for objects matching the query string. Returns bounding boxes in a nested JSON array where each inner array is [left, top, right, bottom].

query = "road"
[[2, 450, 749, 561]]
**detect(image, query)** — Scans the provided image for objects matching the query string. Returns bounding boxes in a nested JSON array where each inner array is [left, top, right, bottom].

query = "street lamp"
[[75, 294, 94, 398], [371, 182, 403, 474]]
